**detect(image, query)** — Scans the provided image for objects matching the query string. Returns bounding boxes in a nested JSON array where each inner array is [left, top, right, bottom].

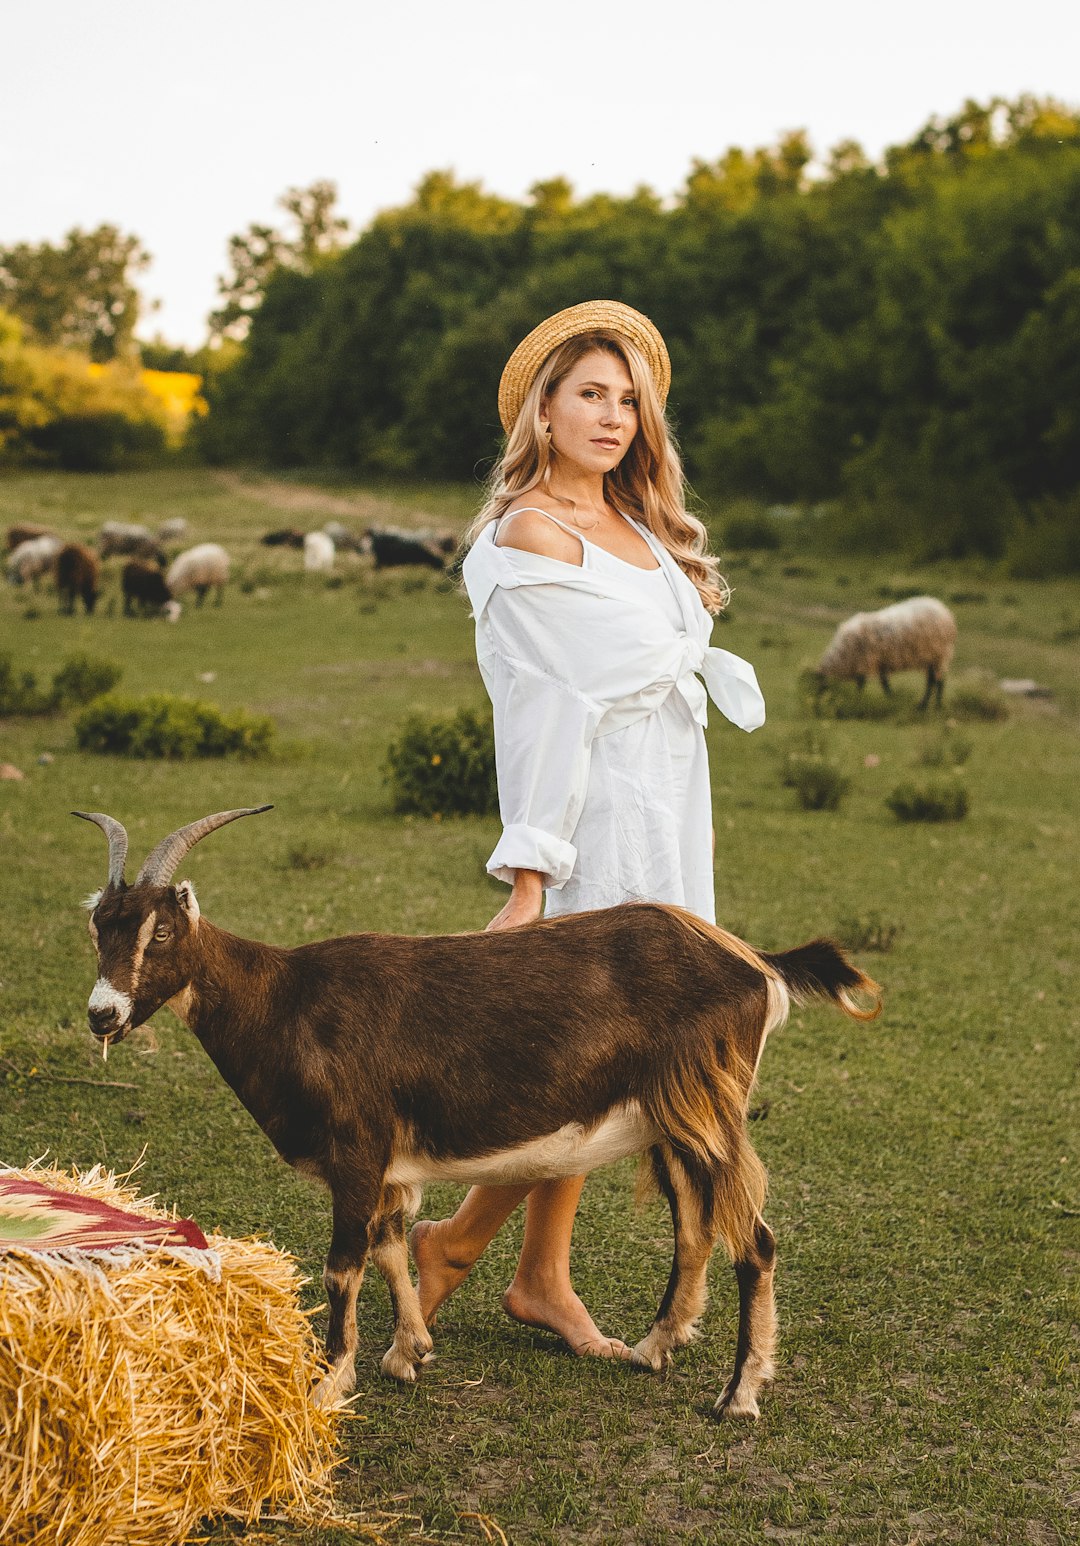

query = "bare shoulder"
[[494, 501, 583, 565]]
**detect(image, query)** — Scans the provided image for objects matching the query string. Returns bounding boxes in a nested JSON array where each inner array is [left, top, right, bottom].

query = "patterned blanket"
[[0, 1174, 210, 1254]]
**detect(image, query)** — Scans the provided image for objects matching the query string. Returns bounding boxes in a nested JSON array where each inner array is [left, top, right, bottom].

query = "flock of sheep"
[[5, 516, 958, 700], [6, 521, 228, 621], [4, 517, 458, 624]]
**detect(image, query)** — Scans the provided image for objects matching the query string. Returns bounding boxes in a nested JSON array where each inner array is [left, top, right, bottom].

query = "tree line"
[[3, 98, 1079, 570]]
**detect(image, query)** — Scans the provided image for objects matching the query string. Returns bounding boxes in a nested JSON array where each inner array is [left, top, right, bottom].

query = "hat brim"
[[498, 300, 671, 435]]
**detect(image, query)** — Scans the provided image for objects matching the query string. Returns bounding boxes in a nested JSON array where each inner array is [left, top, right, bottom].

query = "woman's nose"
[[600, 399, 622, 426]]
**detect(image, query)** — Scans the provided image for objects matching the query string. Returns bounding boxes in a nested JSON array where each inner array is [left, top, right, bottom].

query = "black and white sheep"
[[7, 535, 64, 587], [366, 526, 450, 571], [166, 542, 230, 606], [122, 559, 173, 617], [818, 596, 958, 708], [98, 521, 166, 563]]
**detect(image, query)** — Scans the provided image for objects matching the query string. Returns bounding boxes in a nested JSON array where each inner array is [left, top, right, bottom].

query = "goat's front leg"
[[313, 1190, 378, 1408], [369, 1193, 434, 1383], [713, 1215, 777, 1421]]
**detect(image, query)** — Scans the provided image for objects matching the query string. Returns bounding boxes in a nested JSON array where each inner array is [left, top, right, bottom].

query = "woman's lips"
[[592, 438, 620, 448]]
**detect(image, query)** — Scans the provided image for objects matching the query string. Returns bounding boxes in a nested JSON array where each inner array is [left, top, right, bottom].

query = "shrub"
[[886, 779, 969, 823], [835, 912, 902, 953], [74, 693, 274, 759], [0, 653, 49, 716], [797, 667, 904, 722], [50, 653, 121, 708], [384, 707, 497, 817], [917, 730, 973, 768], [947, 672, 1010, 722], [722, 502, 783, 552], [780, 733, 850, 811], [0, 651, 121, 716]]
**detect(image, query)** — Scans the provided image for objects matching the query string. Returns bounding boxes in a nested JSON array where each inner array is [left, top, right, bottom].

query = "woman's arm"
[[486, 867, 544, 931]]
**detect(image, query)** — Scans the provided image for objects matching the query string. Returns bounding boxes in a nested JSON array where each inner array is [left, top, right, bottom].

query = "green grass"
[[1, 467, 1077, 1545]]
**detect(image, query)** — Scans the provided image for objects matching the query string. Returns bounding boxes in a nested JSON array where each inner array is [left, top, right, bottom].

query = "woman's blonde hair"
[[464, 330, 729, 612]]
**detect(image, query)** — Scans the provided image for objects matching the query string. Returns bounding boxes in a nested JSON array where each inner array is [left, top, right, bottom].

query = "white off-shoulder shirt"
[[460, 511, 766, 925]]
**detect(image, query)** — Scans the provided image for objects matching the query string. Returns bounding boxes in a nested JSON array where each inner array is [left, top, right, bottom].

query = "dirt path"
[[213, 471, 439, 529]]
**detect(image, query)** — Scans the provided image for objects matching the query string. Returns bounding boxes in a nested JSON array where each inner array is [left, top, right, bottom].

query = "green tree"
[[0, 225, 150, 361]]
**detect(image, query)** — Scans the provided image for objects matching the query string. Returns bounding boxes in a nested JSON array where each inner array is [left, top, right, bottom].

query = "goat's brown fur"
[[77, 812, 882, 1419]]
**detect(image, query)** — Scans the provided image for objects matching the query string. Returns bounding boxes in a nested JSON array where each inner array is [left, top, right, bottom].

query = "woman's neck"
[[543, 464, 610, 523]]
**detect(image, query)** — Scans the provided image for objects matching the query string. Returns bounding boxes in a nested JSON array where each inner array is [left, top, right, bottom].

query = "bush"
[[0, 653, 50, 716], [780, 732, 850, 811], [797, 667, 904, 721], [384, 707, 497, 817], [50, 653, 122, 707], [835, 912, 903, 953], [947, 671, 1010, 722], [74, 694, 274, 759], [917, 729, 973, 768], [0, 651, 121, 716], [886, 779, 969, 823], [721, 501, 783, 552]]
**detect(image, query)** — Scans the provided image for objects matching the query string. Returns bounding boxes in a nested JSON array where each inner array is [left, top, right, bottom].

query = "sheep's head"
[[74, 807, 271, 1050]]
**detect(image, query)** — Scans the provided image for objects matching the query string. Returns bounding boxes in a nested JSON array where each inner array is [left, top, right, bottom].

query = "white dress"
[[461, 509, 766, 927]]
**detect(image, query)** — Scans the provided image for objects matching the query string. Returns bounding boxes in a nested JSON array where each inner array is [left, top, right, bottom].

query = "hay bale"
[[0, 1161, 340, 1546]]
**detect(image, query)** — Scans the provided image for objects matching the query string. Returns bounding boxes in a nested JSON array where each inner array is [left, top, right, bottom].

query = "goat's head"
[[74, 806, 271, 1048]]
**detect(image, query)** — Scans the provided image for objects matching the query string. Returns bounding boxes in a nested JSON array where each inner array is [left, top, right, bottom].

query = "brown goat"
[[55, 542, 100, 615], [75, 807, 881, 1418]]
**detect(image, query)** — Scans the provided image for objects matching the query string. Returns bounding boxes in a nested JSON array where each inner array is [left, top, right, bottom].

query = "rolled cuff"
[[486, 823, 578, 890]]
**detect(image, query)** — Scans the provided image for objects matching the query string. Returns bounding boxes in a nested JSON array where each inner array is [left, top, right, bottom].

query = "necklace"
[[563, 501, 603, 532]]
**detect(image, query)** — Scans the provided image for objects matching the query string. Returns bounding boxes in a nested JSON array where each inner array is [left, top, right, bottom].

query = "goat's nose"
[[88, 1004, 118, 1036]]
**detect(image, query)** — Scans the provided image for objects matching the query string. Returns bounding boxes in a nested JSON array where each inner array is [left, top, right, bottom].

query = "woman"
[[411, 300, 765, 1357]]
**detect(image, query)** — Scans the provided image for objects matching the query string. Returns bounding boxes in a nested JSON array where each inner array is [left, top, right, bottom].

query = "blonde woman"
[[411, 301, 766, 1357]]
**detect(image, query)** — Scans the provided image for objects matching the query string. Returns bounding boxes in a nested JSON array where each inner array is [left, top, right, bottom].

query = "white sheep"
[[166, 542, 230, 607], [303, 531, 335, 572], [7, 534, 63, 587], [818, 596, 958, 709], [98, 521, 163, 561], [158, 517, 188, 544]]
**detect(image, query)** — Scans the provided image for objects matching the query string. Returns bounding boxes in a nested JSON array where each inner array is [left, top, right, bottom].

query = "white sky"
[[3, 0, 1078, 346]]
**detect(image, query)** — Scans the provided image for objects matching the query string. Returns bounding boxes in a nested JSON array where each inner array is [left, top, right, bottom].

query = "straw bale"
[[0, 1161, 341, 1546]]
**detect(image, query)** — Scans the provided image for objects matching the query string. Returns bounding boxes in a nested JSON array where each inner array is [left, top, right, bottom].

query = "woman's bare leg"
[[502, 1176, 630, 1359], [410, 1182, 529, 1324]]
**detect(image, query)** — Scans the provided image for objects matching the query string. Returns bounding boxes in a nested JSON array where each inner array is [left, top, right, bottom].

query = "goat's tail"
[[763, 939, 883, 1023]]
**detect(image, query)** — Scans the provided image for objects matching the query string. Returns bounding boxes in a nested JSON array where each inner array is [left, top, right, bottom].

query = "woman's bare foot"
[[409, 1220, 477, 1326], [502, 1279, 631, 1359]]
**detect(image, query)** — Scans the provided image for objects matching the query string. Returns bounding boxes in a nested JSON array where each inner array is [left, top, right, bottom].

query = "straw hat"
[[498, 299, 671, 434]]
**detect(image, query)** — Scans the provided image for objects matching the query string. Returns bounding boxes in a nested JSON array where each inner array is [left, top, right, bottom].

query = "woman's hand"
[[486, 870, 544, 931]]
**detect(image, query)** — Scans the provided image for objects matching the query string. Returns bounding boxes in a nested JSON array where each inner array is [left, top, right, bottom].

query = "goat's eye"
[[153, 926, 171, 942]]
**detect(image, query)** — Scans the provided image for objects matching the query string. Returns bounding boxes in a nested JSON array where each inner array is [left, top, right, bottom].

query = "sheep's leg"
[[370, 1198, 434, 1383], [935, 673, 945, 709], [632, 1145, 716, 1373], [917, 666, 937, 711], [314, 1190, 378, 1408], [878, 668, 892, 695], [713, 1215, 777, 1421]]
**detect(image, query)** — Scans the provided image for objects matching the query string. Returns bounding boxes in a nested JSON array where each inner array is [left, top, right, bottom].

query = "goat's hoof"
[[381, 1345, 424, 1383], [713, 1382, 760, 1421], [630, 1339, 667, 1373], [312, 1362, 356, 1410]]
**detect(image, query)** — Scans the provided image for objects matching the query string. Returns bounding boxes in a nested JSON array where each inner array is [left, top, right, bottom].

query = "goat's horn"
[[135, 805, 273, 887], [72, 811, 129, 890]]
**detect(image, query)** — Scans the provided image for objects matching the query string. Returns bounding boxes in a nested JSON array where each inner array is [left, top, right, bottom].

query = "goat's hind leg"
[[632, 1145, 716, 1374], [370, 1191, 434, 1382], [713, 1214, 777, 1421]]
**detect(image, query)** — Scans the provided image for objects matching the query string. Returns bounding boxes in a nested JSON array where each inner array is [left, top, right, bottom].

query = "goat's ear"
[[82, 888, 103, 912], [175, 880, 200, 927]]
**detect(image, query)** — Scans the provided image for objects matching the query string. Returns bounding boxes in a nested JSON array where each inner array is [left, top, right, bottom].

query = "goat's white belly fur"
[[387, 1103, 657, 1188]]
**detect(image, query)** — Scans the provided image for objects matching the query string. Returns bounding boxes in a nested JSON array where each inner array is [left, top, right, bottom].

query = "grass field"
[[1, 467, 1077, 1545]]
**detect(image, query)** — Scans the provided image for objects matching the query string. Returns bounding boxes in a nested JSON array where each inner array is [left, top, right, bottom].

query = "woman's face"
[[541, 348, 639, 474]]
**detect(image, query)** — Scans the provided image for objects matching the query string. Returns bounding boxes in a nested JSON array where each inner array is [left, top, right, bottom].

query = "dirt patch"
[[214, 471, 444, 530]]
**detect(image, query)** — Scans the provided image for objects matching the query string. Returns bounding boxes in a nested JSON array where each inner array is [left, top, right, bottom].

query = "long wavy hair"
[[464, 330, 729, 612]]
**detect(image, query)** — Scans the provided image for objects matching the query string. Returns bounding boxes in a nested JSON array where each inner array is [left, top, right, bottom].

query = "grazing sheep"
[[303, 531, 335, 573], [323, 521, 367, 554], [6, 522, 55, 552], [818, 597, 958, 709], [261, 527, 306, 548], [55, 542, 101, 615], [122, 559, 173, 617], [7, 535, 63, 588], [166, 542, 230, 606], [99, 521, 165, 563], [367, 526, 449, 571], [158, 517, 188, 544]]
